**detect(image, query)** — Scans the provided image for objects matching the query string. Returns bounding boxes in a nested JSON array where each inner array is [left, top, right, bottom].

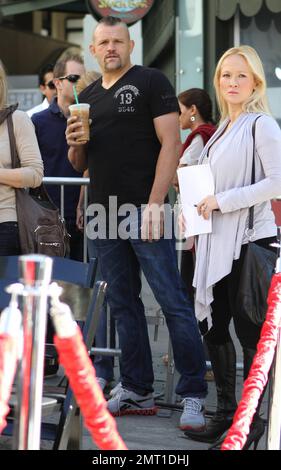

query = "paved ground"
[[0, 278, 268, 451], [0, 322, 268, 451], [81, 321, 267, 451]]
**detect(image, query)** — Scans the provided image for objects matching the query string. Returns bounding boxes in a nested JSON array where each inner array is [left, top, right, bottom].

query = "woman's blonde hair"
[[214, 45, 271, 121], [0, 60, 8, 110], [76, 70, 101, 94]]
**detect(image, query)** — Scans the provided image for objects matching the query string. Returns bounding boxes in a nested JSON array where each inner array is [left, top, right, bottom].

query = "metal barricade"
[[43, 177, 90, 263]]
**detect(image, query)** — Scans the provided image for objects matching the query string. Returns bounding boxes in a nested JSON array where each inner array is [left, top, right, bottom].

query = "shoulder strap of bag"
[[6, 112, 53, 203], [248, 116, 262, 231], [6, 113, 21, 169]]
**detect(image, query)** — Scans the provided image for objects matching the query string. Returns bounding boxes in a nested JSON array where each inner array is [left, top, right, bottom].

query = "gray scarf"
[[193, 112, 262, 328]]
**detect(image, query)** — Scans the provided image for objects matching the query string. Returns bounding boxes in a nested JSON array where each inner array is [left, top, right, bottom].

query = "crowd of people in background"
[[1, 14, 281, 450]]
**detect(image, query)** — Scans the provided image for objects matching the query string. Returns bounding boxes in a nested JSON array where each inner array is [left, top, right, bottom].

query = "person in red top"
[[177, 88, 216, 300]]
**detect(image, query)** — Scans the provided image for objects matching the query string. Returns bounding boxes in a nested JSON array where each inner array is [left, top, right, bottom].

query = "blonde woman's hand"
[[197, 196, 219, 220]]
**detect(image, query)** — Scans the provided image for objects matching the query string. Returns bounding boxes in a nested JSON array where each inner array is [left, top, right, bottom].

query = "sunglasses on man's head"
[[58, 74, 81, 83], [46, 80, 56, 90]]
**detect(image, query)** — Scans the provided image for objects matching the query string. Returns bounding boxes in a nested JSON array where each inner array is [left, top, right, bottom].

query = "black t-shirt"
[[79, 65, 179, 207]]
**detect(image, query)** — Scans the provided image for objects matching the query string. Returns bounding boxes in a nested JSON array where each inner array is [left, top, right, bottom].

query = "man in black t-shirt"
[[78, 64, 177, 208], [66, 16, 207, 432]]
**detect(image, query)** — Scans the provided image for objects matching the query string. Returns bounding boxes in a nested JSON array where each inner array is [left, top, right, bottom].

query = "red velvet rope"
[[0, 334, 18, 433], [221, 273, 281, 450], [54, 327, 127, 450]]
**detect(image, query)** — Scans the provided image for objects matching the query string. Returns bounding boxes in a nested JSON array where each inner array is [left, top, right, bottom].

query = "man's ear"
[[130, 39, 135, 54], [39, 84, 46, 95], [89, 43, 96, 57]]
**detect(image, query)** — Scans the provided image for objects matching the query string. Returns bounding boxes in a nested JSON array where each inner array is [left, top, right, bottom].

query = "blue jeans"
[[0, 222, 21, 256], [94, 208, 207, 398]]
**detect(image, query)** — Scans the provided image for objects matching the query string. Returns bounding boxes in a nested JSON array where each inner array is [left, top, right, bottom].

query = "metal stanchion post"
[[267, 227, 281, 450], [14, 255, 53, 450]]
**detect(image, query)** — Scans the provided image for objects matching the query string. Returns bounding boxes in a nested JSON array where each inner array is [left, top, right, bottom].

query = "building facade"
[[1, 0, 281, 123], [143, 0, 281, 124]]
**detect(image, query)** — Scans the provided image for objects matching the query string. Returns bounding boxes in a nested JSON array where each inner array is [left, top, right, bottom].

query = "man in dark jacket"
[[32, 55, 85, 261]]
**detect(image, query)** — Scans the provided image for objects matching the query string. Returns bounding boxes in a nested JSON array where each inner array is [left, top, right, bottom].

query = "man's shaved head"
[[93, 16, 130, 43]]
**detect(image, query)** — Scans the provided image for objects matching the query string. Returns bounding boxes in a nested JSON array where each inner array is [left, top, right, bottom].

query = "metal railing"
[[43, 177, 90, 263]]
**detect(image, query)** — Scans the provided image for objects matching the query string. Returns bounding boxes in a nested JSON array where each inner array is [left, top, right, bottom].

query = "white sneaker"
[[109, 381, 122, 397], [180, 397, 206, 431], [107, 386, 157, 417]]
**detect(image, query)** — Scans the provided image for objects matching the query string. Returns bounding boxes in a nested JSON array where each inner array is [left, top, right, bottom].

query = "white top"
[[179, 134, 204, 166], [26, 97, 49, 117]]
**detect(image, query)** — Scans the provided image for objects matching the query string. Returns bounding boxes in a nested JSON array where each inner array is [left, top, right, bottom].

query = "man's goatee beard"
[[105, 63, 122, 71]]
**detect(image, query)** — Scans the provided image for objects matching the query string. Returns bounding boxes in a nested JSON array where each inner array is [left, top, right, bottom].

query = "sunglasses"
[[58, 74, 81, 83], [46, 80, 56, 90]]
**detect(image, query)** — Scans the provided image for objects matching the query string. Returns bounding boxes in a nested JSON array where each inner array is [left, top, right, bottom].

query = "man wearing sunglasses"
[[27, 63, 56, 117], [32, 55, 86, 262]]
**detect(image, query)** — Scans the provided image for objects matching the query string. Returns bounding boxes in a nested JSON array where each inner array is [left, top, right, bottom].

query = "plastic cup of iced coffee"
[[69, 103, 90, 143]]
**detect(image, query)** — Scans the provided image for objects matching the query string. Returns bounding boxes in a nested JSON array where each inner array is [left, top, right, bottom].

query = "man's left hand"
[[141, 204, 164, 242]]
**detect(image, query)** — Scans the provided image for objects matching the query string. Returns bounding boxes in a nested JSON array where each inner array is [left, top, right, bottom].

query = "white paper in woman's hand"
[[177, 164, 214, 237]]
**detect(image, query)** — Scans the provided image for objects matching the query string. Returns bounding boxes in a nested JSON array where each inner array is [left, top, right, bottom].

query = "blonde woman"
[[0, 60, 43, 255], [184, 46, 281, 449]]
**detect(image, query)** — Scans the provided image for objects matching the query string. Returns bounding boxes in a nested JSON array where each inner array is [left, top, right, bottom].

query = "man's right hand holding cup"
[[66, 112, 90, 172], [66, 115, 86, 147], [66, 103, 90, 146]]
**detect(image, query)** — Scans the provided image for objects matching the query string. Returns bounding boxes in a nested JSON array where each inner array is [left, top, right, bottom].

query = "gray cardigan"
[[193, 112, 281, 328]]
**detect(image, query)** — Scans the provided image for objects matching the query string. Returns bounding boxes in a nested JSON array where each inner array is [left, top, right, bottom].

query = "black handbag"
[[237, 117, 277, 326], [6, 107, 70, 257]]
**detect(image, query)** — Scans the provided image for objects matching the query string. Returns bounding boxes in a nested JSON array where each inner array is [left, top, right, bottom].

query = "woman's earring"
[[190, 116, 196, 122]]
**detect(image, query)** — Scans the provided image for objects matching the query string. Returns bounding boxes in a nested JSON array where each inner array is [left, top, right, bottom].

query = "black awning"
[[0, 0, 87, 17], [216, 0, 281, 21]]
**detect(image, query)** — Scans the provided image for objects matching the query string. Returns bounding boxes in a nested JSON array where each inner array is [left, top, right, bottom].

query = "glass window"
[[240, 4, 281, 126], [177, 0, 203, 94]]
